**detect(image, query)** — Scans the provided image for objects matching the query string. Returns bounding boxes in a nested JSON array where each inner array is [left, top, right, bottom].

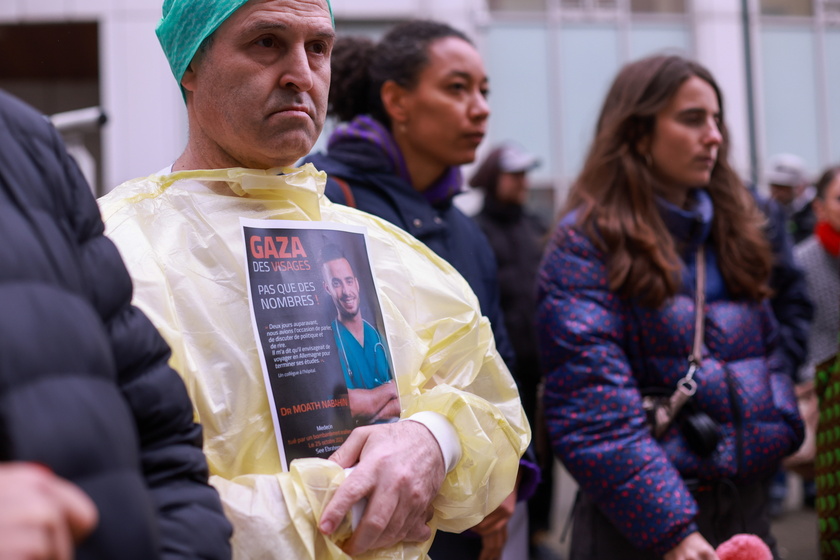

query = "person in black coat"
[[470, 142, 545, 427], [469, 142, 557, 558], [752, 192, 815, 382], [751, 189, 817, 515], [0, 89, 232, 559]]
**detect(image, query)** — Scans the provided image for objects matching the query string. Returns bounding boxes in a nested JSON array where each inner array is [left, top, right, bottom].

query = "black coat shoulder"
[[0, 90, 232, 559]]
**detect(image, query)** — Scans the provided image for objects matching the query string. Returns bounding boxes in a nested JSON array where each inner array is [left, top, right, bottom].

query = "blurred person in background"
[[794, 165, 840, 557], [469, 142, 558, 559], [759, 155, 820, 520], [304, 20, 539, 560], [766, 153, 817, 244], [748, 187, 815, 517], [795, 164, 840, 384], [536, 54, 803, 559]]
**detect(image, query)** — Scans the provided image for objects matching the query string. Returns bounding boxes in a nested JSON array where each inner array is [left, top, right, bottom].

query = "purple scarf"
[[328, 115, 464, 205]]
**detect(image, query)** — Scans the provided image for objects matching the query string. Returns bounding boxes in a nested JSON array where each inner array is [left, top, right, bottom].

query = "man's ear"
[[381, 80, 409, 124], [181, 63, 198, 94]]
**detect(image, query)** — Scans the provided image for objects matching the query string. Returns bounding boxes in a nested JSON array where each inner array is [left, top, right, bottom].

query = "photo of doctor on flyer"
[[319, 243, 400, 425]]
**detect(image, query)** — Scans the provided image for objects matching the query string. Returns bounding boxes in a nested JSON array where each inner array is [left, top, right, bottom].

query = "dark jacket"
[[474, 198, 546, 421], [0, 90, 231, 559], [754, 193, 815, 381], [306, 141, 516, 369], [789, 198, 817, 245], [536, 190, 803, 555]]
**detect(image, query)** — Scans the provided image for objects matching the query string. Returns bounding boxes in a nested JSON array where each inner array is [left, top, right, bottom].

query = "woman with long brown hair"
[[537, 55, 804, 559]]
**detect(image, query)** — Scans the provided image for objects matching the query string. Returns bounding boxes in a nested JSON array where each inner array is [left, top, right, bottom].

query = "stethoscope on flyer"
[[334, 321, 391, 389]]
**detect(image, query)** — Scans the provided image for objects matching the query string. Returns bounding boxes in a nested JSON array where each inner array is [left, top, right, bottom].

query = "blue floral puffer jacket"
[[536, 190, 803, 555]]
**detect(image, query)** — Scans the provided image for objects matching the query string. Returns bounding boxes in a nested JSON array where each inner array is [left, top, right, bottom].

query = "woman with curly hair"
[[536, 55, 804, 559]]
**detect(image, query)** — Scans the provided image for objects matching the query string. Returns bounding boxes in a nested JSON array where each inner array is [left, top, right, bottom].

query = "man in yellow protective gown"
[[98, 0, 530, 558]]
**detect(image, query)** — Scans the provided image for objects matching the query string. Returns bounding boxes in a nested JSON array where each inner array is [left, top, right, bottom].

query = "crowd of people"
[[1, 0, 837, 559]]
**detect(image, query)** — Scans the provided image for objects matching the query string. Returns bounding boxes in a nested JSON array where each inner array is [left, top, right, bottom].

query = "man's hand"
[[471, 488, 516, 560], [319, 420, 445, 556], [664, 532, 719, 560], [347, 383, 400, 424], [0, 463, 98, 560]]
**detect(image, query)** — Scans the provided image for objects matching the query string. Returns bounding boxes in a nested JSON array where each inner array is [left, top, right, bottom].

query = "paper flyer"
[[241, 218, 400, 470]]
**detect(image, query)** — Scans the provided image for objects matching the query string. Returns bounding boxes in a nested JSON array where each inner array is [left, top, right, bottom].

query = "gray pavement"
[[773, 507, 819, 560]]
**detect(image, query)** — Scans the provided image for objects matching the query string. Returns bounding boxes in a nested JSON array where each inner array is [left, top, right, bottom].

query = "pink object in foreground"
[[715, 534, 773, 560]]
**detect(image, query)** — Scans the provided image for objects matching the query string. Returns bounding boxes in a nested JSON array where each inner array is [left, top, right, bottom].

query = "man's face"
[[181, 0, 334, 169], [770, 183, 799, 206], [496, 171, 529, 206], [323, 258, 360, 320]]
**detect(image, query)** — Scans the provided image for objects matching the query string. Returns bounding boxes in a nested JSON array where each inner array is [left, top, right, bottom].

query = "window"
[[825, 0, 840, 18], [631, 0, 686, 13], [0, 22, 103, 194], [488, 0, 546, 12], [760, 0, 812, 16], [485, 0, 691, 212], [489, 0, 686, 14], [560, 0, 618, 9]]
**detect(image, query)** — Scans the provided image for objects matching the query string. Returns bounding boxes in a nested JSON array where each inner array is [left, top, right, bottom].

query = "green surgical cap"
[[156, 0, 334, 89]]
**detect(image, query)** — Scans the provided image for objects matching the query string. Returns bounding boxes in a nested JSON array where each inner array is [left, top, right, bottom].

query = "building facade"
[[1, 0, 838, 213]]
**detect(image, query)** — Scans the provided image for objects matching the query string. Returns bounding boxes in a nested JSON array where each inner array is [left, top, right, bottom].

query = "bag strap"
[[690, 245, 706, 369], [659, 246, 707, 433], [654, 245, 706, 438], [331, 176, 357, 209]]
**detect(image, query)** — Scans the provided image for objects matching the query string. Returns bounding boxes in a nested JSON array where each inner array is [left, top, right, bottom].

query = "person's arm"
[[761, 299, 806, 450], [347, 383, 400, 423], [536, 225, 698, 556]]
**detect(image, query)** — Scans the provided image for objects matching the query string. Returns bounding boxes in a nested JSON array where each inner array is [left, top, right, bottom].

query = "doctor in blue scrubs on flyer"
[[321, 243, 400, 424]]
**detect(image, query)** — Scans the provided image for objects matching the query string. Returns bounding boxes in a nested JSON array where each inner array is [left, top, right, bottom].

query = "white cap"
[[766, 153, 809, 188], [499, 143, 540, 173]]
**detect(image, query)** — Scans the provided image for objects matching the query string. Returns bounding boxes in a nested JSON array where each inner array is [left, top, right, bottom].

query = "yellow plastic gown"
[[98, 165, 530, 560]]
